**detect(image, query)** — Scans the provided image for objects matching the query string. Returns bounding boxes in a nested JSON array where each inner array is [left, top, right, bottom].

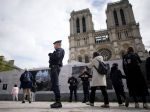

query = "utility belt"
[[50, 65, 60, 68], [69, 85, 77, 88]]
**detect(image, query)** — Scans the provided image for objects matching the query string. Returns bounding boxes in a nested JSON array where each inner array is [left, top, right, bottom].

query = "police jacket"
[[49, 48, 65, 67], [68, 77, 78, 87]]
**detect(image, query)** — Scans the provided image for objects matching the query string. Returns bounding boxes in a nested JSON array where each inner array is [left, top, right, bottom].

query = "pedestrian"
[[146, 51, 150, 81], [20, 69, 33, 103], [11, 84, 19, 101], [123, 47, 149, 109], [31, 81, 37, 102], [110, 63, 129, 107], [68, 76, 78, 102], [48, 40, 65, 108], [87, 52, 109, 108], [79, 67, 91, 103]]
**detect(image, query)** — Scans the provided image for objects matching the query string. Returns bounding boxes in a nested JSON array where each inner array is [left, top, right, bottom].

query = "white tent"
[[59, 61, 87, 93]]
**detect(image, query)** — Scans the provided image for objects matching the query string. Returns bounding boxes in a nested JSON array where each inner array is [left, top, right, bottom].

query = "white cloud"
[[0, 0, 150, 69]]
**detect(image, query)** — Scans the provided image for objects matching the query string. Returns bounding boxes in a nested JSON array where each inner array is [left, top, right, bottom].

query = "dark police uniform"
[[68, 76, 78, 102], [48, 40, 65, 108], [79, 71, 91, 103]]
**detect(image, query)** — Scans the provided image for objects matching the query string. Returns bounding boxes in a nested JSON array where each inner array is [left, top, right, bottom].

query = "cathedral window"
[[120, 9, 126, 25], [98, 48, 112, 61], [82, 17, 86, 32], [85, 39, 88, 45], [76, 18, 80, 33], [84, 38, 88, 45], [77, 40, 80, 46], [78, 56, 82, 62], [124, 31, 128, 38], [117, 32, 121, 40], [85, 55, 89, 63], [113, 10, 119, 26]]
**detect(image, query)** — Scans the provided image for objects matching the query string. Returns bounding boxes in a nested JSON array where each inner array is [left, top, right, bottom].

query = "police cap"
[[53, 40, 62, 44]]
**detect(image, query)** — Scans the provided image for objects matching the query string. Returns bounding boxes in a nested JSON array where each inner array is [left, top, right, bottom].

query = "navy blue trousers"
[[50, 66, 61, 102]]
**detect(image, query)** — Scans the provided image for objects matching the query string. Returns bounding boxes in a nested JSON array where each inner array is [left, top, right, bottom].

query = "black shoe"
[[50, 102, 62, 108], [143, 103, 149, 109], [69, 100, 72, 102], [82, 101, 86, 103], [22, 101, 25, 103], [125, 99, 129, 107], [29, 101, 31, 103], [101, 104, 110, 108]]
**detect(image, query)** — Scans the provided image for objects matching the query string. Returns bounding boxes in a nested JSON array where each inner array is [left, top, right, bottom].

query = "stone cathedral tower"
[[68, 0, 147, 63]]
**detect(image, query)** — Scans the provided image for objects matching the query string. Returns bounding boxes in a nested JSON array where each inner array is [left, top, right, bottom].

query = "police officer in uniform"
[[79, 67, 92, 103], [68, 76, 78, 102], [48, 40, 65, 108]]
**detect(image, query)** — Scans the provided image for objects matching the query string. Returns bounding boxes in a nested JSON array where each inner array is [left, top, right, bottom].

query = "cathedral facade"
[[68, 0, 147, 63]]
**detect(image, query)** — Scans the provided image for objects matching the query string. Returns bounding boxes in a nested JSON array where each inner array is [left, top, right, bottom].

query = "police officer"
[[48, 40, 65, 108], [68, 76, 78, 102], [79, 67, 92, 103]]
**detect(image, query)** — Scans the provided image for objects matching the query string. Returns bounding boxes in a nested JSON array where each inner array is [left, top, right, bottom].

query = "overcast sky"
[[0, 0, 150, 69]]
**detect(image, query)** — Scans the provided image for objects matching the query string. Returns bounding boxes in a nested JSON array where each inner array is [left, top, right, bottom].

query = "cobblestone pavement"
[[0, 101, 149, 112]]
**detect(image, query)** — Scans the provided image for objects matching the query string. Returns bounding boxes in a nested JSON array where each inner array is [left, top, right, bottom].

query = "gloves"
[[48, 53, 53, 56]]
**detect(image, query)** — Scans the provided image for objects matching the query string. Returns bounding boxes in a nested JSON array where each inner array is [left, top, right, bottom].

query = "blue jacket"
[[20, 71, 33, 89]]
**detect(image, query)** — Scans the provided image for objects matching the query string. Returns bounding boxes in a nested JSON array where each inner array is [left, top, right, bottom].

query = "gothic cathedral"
[[68, 0, 147, 63]]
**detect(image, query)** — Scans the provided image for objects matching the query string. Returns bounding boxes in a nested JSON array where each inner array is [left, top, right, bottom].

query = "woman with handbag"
[[87, 52, 109, 108]]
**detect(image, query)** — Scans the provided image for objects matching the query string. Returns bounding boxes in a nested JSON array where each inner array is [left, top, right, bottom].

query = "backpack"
[[23, 72, 31, 82], [94, 60, 108, 75]]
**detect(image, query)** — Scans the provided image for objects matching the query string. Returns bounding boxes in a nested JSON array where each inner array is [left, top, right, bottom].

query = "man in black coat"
[[79, 67, 92, 103], [146, 51, 150, 81], [110, 63, 128, 107], [48, 40, 65, 108], [68, 76, 78, 102], [123, 47, 149, 109]]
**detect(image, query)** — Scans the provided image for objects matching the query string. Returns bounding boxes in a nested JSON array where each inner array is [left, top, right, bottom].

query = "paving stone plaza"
[[0, 101, 149, 112]]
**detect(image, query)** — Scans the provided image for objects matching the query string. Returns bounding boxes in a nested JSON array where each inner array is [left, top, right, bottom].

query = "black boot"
[[69, 99, 72, 102], [50, 102, 62, 108], [82, 98, 86, 103], [125, 99, 129, 107], [75, 99, 77, 102]]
